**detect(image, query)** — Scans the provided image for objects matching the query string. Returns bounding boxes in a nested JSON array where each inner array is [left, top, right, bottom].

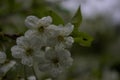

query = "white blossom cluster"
[[11, 15, 74, 77]]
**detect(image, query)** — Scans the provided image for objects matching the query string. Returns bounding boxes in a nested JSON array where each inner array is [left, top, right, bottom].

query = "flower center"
[[52, 57, 59, 65], [57, 35, 64, 42], [41, 46, 46, 51], [38, 26, 44, 33], [26, 48, 33, 56]]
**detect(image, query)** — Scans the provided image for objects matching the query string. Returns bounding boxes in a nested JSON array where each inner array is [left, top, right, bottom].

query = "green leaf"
[[45, 9, 64, 25], [33, 8, 64, 25], [71, 6, 82, 29], [71, 6, 83, 39], [74, 32, 94, 47]]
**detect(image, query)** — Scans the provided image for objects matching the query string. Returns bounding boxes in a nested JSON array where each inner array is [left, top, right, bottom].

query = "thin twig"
[[0, 32, 22, 40], [4, 33, 22, 39]]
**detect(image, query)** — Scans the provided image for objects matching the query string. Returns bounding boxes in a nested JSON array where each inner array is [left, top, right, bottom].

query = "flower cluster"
[[11, 15, 74, 77]]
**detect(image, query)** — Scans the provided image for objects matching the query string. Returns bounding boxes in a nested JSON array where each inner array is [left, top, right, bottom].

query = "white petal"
[[0, 51, 6, 63], [55, 48, 73, 68], [16, 36, 29, 47], [60, 56, 73, 68], [24, 30, 36, 38], [45, 48, 56, 60], [25, 16, 39, 28], [49, 67, 63, 77], [39, 62, 52, 72], [57, 49, 71, 59], [21, 56, 33, 67], [40, 16, 52, 25], [33, 49, 44, 57], [24, 30, 40, 45], [60, 23, 74, 36], [11, 45, 25, 58], [46, 25, 61, 37], [38, 58, 52, 72], [0, 61, 16, 76], [64, 36, 74, 48], [25, 30, 47, 46], [55, 43, 65, 49], [35, 16, 52, 28], [47, 24, 59, 30], [39, 48, 73, 77]]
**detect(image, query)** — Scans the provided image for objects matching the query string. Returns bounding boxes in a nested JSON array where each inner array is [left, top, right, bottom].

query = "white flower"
[[11, 36, 44, 67], [58, 23, 74, 36], [11, 45, 25, 59], [48, 23, 74, 36], [24, 24, 58, 46], [64, 36, 74, 48], [0, 51, 6, 64], [39, 16, 52, 27], [25, 16, 52, 29], [0, 61, 16, 77], [25, 16, 39, 29], [24, 29, 48, 46], [38, 47, 73, 77], [21, 56, 33, 67], [47, 23, 74, 48], [24, 16, 54, 46]]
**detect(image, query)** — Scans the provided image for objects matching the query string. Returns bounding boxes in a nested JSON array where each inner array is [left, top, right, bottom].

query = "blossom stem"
[[23, 65, 28, 80], [32, 66, 39, 80], [4, 33, 22, 39]]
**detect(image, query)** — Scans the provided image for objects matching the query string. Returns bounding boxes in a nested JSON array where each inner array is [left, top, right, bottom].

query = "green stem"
[[32, 66, 39, 80], [23, 65, 28, 80]]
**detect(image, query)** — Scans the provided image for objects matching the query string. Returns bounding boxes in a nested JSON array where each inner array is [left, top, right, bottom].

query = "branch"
[[0, 32, 22, 40]]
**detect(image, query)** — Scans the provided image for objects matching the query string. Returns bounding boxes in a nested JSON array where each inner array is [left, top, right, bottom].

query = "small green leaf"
[[45, 10, 64, 25], [31, 7, 64, 25], [71, 6, 82, 29], [34, 9, 64, 25], [71, 6, 83, 39], [74, 32, 93, 47]]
